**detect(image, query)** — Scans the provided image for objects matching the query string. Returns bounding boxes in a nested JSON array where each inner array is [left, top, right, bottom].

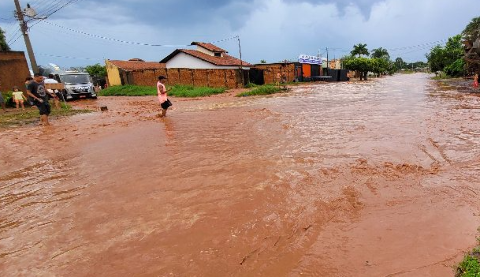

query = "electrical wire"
[[387, 39, 447, 52], [37, 0, 65, 17], [41, 20, 192, 47], [29, 0, 82, 28], [7, 30, 21, 44], [210, 35, 239, 44], [8, 32, 23, 45], [38, 53, 101, 60]]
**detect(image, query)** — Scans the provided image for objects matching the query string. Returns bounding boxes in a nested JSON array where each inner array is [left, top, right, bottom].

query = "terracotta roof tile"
[[177, 50, 252, 67], [108, 60, 165, 71], [191, 42, 227, 53]]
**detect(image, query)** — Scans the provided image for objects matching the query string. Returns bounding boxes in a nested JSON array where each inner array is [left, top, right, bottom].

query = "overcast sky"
[[0, 0, 478, 68]]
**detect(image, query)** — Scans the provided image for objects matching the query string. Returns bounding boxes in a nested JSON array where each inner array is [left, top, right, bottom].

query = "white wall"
[[196, 46, 214, 56], [165, 52, 240, 70]]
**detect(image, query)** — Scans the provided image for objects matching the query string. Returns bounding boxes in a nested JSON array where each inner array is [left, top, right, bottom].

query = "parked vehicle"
[[56, 71, 97, 100], [39, 64, 97, 100]]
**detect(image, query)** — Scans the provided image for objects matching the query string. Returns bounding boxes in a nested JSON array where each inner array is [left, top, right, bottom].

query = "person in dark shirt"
[[26, 73, 56, 126]]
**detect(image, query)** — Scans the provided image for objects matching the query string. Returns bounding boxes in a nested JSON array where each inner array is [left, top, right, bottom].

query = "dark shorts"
[[161, 99, 172, 110], [34, 100, 51, 115]]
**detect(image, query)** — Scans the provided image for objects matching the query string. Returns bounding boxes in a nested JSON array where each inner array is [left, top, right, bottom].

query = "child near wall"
[[12, 86, 27, 110]]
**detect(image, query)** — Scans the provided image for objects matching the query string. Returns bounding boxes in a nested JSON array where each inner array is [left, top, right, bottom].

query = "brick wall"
[[0, 51, 30, 92], [253, 63, 295, 84], [123, 68, 243, 88]]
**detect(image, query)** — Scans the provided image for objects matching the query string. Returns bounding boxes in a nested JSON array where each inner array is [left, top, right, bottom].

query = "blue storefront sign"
[[298, 54, 322, 65]]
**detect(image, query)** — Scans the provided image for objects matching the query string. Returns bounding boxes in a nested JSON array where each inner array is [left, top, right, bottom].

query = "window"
[[214, 52, 222, 57]]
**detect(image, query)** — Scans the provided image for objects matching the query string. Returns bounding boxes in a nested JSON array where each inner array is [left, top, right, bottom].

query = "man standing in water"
[[26, 73, 56, 126], [157, 75, 171, 118]]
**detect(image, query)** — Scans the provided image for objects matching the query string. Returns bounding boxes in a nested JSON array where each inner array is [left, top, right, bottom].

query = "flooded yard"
[[1, 73, 480, 276]]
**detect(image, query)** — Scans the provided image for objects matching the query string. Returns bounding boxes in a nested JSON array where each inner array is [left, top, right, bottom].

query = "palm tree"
[[462, 16, 480, 42], [351, 43, 369, 57], [371, 47, 390, 60], [395, 57, 406, 70]]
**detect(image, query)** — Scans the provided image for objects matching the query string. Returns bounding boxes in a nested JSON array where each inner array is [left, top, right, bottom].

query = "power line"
[[8, 32, 23, 45], [387, 39, 447, 52], [37, 0, 64, 16], [210, 35, 239, 44], [29, 0, 82, 28], [7, 29, 21, 44], [44, 0, 81, 18], [41, 20, 192, 47], [38, 53, 101, 60]]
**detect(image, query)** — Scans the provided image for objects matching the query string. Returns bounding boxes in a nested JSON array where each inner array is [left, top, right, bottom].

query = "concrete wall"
[[105, 60, 122, 86], [0, 51, 30, 92], [166, 52, 238, 70]]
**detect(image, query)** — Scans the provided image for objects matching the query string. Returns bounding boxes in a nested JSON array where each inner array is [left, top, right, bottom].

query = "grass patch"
[[236, 84, 285, 97], [99, 85, 226, 97], [431, 72, 455, 80], [455, 232, 480, 277], [168, 85, 226, 97], [244, 82, 259, 88], [0, 103, 90, 127], [100, 85, 155, 96]]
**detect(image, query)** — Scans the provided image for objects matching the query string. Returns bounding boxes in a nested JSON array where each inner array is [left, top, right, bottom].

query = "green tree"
[[85, 63, 107, 78], [371, 47, 390, 60], [351, 43, 369, 57], [343, 56, 374, 80], [0, 27, 10, 51], [426, 35, 464, 76], [260, 59, 267, 63], [426, 45, 445, 72], [462, 16, 480, 42], [371, 58, 395, 76]]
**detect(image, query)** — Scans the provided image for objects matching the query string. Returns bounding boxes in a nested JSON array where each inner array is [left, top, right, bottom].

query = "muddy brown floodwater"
[[1, 73, 480, 276]]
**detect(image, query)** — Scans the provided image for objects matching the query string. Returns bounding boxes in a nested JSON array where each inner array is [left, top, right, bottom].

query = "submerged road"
[[1, 73, 480, 276]]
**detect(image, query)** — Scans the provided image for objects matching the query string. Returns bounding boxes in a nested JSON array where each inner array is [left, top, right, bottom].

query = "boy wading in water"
[[157, 75, 171, 117], [26, 73, 57, 126]]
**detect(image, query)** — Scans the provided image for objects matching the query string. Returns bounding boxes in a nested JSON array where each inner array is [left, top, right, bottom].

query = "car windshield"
[[59, 74, 91, 85]]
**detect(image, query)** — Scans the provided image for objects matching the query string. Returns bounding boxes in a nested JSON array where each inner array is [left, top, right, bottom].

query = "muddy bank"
[[1, 74, 480, 276]]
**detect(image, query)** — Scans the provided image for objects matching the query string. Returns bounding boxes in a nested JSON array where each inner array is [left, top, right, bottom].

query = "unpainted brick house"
[[105, 42, 252, 88]]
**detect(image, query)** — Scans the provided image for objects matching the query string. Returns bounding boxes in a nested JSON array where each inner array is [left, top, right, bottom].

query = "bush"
[[444, 59, 465, 77]]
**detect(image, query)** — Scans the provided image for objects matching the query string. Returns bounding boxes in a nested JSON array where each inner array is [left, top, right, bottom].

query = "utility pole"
[[237, 36, 244, 87], [14, 0, 39, 74], [326, 47, 329, 75]]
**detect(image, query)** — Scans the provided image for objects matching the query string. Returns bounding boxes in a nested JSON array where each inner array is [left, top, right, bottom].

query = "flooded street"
[[1, 73, 480, 276]]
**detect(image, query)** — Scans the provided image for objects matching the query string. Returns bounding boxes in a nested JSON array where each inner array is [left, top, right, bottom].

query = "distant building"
[[161, 42, 252, 70], [106, 59, 165, 86]]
